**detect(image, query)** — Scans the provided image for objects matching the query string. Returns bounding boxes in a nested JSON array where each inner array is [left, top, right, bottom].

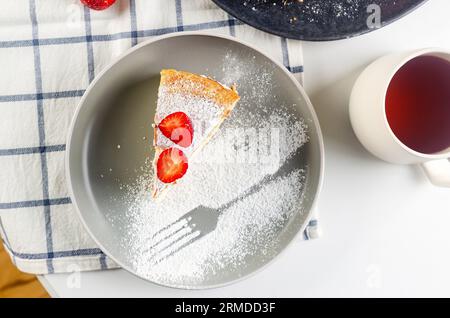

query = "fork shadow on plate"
[[143, 145, 305, 265]]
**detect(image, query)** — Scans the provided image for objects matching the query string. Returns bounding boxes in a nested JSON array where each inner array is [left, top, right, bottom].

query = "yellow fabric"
[[0, 243, 50, 298]]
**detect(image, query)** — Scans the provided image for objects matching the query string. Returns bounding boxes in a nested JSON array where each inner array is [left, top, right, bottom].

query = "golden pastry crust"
[[160, 69, 240, 114]]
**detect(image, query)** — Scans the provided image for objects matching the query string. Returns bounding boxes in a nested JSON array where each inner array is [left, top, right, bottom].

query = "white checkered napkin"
[[0, 0, 316, 275]]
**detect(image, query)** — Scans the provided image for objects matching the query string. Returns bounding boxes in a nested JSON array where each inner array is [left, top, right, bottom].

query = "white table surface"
[[39, 0, 450, 298]]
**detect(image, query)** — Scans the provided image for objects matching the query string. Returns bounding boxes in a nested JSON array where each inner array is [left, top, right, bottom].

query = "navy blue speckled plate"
[[212, 0, 428, 41]]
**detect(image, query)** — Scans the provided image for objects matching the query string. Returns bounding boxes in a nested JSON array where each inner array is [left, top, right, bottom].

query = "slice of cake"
[[152, 69, 240, 199]]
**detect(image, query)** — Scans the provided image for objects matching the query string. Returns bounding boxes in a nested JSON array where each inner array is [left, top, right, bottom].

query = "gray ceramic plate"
[[66, 32, 324, 289]]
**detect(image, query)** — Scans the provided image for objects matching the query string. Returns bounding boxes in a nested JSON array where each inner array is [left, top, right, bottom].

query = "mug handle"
[[421, 159, 450, 187]]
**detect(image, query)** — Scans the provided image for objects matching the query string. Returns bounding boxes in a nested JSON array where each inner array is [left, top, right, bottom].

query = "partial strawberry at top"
[[157, 112, 194, 148], [80, 0, 116, 10], [156, 147, 189, 184]]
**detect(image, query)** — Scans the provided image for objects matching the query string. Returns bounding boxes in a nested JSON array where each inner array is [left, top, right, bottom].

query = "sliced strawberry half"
[[80, 0, 116, 10], [156, 147, 188, 184], [158, 112, 194, 148]]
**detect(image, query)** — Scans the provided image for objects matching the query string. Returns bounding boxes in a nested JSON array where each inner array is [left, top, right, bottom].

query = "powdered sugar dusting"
[[244, 0, 362, 23], [106, 51, 311, 287]]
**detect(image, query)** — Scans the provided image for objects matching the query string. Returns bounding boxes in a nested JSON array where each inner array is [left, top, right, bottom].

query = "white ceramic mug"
[[349, 48, 450, 187]]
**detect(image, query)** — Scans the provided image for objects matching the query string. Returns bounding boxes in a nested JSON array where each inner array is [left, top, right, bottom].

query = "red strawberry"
[[156, 148, 189, 184], [80, 0, 116, 10], [158, 112, 194, 148]]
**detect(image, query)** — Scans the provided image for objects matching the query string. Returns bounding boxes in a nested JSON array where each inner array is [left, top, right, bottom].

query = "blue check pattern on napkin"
[[0, 0, 315, 274]]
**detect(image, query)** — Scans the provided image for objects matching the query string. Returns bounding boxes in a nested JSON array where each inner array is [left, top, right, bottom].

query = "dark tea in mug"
[[385, 55, 450, 154]]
